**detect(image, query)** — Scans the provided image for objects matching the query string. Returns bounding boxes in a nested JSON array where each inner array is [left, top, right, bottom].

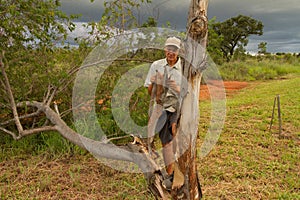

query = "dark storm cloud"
[[60, 0, 300, 53], [59, 0, 105, 22]]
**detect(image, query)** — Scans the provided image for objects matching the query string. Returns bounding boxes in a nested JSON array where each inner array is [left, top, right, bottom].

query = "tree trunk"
[[172, 0, 208, 199]]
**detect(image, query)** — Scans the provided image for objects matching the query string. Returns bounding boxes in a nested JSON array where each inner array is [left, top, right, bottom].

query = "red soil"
[[199, 81, 248, 100]]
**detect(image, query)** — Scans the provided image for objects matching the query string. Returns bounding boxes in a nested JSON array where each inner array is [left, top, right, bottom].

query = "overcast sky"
[[60, 0, 300, 53]]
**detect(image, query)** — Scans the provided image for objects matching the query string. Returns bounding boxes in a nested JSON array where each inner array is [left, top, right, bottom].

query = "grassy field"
[[198, 75, 300, 199], [1, 76, 299, 199]]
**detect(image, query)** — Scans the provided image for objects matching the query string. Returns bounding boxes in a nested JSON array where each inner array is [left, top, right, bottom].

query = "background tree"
[[0, 0, 78, 112], [212, 15, 263, 61], [258, 41, 268, 54], [207, 17, 224, 64], [0, 0, 75, 51], [141, 16, 158, 27]]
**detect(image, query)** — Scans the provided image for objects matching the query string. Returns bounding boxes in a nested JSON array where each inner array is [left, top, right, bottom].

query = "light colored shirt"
[[144, 58, 182, 87], [144, 58, 183, 112]]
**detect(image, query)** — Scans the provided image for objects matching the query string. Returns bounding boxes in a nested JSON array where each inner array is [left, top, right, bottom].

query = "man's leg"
[[162, 142, 174, 175], [161, 121, 178, 190]]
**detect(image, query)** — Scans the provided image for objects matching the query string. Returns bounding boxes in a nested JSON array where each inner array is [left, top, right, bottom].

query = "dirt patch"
[[199, 81, 248, 100]]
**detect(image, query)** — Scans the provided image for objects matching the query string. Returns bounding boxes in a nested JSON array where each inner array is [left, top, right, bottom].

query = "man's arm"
[[148, 83, 153, 95]]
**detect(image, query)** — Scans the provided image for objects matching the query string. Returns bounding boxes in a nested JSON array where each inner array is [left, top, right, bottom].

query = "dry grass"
[[0, 154, 152, 200]]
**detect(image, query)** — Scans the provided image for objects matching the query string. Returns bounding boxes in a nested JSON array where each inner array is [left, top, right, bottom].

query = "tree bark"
[[172, 0, 209, 199]]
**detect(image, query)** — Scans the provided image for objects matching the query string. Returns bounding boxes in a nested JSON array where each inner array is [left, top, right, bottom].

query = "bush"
[[217, 56, 300, 81]]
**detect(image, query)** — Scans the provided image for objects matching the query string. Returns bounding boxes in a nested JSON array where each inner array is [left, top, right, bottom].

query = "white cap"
[[164, 37, 181, 49]]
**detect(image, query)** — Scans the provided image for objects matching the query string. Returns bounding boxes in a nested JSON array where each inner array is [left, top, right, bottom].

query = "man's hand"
[[150, 72, 163, 85], [167, 79, 180, 93]]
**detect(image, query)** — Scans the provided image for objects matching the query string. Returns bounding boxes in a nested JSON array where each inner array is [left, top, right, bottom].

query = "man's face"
[[164, 45, 179, 62]]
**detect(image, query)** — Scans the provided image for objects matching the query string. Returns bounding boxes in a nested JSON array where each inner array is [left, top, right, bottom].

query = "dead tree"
[[173, 0, 209, 199], [0, 0, 208, 199]]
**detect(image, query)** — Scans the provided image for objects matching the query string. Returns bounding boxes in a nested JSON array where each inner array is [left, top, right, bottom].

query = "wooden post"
[[277, 95, 282, 135], [269, 94, 282, 135], [269, 96, 277, 132]]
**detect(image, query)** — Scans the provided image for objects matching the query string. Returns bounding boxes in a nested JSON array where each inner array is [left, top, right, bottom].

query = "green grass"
[[219, 59, 300, 81], [198, 76, 300, 199]]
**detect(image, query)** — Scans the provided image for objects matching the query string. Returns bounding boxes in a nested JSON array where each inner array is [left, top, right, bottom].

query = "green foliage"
[[258, 42, 268, 54], [1, 47, 90, 102], [0, 131, 85, 161], [0, 0, 76, 50], [95, 62, 150, 141], [0, 0, 82, 126], [141, 17, 158, 27], [207, 17, 224, 64], [218, 56, 300, 81], [0, 47, 92, 139], [211, 15, 263, 61]]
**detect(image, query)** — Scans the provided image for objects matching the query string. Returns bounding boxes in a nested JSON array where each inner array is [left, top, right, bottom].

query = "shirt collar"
[[164, 57, 181, 70]]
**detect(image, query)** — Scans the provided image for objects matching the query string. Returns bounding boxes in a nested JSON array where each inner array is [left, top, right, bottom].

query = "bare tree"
[[174, 0, 209, 199], [0, 0, 208, 199]]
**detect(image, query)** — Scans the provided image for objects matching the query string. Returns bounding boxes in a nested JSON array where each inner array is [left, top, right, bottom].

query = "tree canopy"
[[207, 17, 224, 64], [211, 15, 263, 61], [258, 42, 268, 54], [0, 0, 76, 51]]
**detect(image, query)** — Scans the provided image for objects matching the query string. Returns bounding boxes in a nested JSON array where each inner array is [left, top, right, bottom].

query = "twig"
[[43, 85, 57, 107], [17, 126, 58, 139], [43, 85, 52, 104], [53, 101, 60, 116], [130, 96, 139, 111], [105, 135, 133, 143], [0, 77, 6, 90], [0, 109, 41, 126], [31, 115, 37, 129], [60, 108, 73, 118], [47, 87, 57, 107]]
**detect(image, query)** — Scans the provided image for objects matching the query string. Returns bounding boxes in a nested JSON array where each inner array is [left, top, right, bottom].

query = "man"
[[144, 36, 183, 189]]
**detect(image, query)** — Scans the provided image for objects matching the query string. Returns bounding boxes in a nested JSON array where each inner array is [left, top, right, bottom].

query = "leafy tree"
[[233, 44, 247, 61], [207, 17, 224, 64], [0, 0, 79, 107], [0, 0, 76, 50], [141, 16, 158, 27], [258, 42, 267, 54], [212, 15, 263, 61]]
